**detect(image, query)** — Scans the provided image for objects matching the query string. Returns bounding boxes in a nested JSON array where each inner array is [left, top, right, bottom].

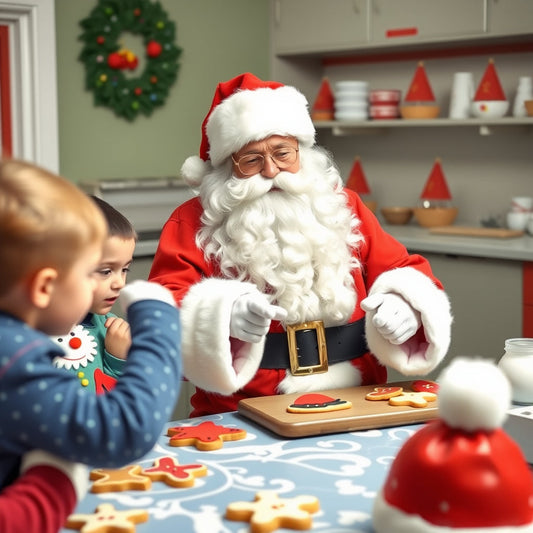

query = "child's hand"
[[104, 316, 132, 359]]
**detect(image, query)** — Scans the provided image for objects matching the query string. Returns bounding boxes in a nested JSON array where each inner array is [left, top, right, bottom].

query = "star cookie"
[[142, 456, 207, 488], [167, 420, 246, 451], [226, 490, 320, 533], [90, 464, 151, 493], [66, 503, 148, 533]]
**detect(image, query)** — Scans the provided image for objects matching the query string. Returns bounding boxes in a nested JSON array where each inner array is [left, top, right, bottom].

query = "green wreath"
[[79, 0, 182, 121]]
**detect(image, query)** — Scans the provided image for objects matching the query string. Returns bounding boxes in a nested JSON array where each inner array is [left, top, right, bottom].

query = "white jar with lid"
[[497, 338, 533, 404]]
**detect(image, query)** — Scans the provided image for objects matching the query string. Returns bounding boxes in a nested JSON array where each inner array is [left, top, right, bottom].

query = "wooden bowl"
[[381, 206, 413, 225], [400, 105, 440, 119], [525, 100, 533, 117], [413, 207, 458, 227], [363, 199, 377, 213]]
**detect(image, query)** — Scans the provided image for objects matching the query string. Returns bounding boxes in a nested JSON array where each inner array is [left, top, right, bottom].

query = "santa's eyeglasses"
[[231, 146, 299, 177]]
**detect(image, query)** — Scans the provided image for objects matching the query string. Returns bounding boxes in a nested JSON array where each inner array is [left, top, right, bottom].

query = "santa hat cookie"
[[373, 358, 533, 532], [471, 58, 509, 118], [181, 72, 316, 187]]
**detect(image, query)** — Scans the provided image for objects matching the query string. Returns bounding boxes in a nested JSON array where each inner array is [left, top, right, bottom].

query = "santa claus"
[[149, 73, 452, 416]]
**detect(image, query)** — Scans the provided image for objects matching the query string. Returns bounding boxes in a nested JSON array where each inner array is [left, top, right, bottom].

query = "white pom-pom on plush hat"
[[179, 72, 316, 185], [372, 357, 533, 533], [438, 357, 511, 431]]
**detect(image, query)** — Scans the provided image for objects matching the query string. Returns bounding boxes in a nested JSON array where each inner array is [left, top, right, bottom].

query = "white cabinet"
[[272, 0, 488, 56], [487, 0, 533, 36], [272, 0, 369, 54], [370, 0, 485, 44]]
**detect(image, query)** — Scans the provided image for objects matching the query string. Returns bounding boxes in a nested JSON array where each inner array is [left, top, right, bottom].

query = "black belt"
[[261, 319, 368, 375]]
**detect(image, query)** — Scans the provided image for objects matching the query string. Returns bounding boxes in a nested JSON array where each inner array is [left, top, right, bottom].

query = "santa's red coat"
[[149, 189, 451, 416]]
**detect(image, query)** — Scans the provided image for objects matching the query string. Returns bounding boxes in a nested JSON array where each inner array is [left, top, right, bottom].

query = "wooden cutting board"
[[238, 382, 438, 438], [429, 226, 524, 238]]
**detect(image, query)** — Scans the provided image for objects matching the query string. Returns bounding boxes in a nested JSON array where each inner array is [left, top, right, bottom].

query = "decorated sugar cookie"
[[66, 503, 148, 533], [90, 464, 151, 493], [365, 386, 403, 401], [167, 421, 247, 451], [388, 391, 437, 408], [226, 490, 320, 533], [287, 393, 352, 413], [142, 456, 207, 488], [411, 379, 439, 394]]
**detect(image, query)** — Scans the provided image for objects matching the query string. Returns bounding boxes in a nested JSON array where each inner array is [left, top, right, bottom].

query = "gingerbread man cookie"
[[365, 386, 403, 401], [389, 391, 437, 408], [90, 464, 151, 493], [65, 503, 148, 533], [167, 420, 247, 451], [142, 456, 207, 488], [226, 490, 320, 533]]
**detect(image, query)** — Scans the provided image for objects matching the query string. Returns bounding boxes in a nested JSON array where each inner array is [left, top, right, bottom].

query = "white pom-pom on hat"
[[180, 155, 211, 188], [438, 357, 511, 431]]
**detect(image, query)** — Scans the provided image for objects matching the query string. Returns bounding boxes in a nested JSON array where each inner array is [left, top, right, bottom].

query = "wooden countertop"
[[385, 225, 533, 262]]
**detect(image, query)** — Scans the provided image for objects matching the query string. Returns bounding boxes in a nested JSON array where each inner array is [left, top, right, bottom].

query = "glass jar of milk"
[[498, 338, 533, 404]]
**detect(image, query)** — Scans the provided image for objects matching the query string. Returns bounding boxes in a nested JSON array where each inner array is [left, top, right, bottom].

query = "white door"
[[0, 0, 58, 172]]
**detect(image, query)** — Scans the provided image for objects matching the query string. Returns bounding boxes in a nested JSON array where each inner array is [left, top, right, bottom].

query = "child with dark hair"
[[52, 196, 138, 393]]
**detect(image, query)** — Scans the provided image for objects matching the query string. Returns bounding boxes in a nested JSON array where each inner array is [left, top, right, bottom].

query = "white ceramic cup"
[[527, 215, 533, 236], [449, 72, 474, 119], [507, 211, 529, 231], [511, 196, 533, 212]]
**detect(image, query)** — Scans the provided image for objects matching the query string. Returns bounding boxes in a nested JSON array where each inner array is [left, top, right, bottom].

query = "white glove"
[[20, 450, 89, 501], [119, 280, 176, 312], [361, 293, 421, 345], [230, 291, 287, 343]]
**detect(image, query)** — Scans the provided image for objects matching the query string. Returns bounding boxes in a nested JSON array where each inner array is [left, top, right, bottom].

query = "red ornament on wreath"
[[146, 40, 163, 58], [107, 52, 125, 70]]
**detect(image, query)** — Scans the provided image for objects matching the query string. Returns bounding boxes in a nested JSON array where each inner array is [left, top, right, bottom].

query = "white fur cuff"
[[180, 278, 265, 394], [365, 267, 452, 376]]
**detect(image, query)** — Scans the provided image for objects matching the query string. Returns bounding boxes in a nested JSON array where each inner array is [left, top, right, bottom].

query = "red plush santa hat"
[[373, 358, 533, 532], [181, 73, 316, 186]]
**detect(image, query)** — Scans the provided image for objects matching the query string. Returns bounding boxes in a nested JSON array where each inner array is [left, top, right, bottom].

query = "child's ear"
[[30, 267, 59, 309]]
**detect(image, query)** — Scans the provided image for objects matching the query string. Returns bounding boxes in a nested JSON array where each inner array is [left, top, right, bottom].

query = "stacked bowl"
[[369, 90, 402, 120], [334, 80, 369, 121]]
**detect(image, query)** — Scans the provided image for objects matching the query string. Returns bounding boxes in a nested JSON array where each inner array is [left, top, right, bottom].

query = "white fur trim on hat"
[[206, 85, 316, 167], [365, 266, 452, 376], [180, 278, 265, 395]]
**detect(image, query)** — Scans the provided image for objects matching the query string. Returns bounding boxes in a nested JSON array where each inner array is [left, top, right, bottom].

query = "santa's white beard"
[[197, 146, 363, 326]]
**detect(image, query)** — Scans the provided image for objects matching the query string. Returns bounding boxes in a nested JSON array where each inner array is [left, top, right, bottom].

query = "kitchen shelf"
[[314, 117, 533, 136]]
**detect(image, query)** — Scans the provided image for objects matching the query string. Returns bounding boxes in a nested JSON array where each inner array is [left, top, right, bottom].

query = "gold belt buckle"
[[286, 320, 328, 376]]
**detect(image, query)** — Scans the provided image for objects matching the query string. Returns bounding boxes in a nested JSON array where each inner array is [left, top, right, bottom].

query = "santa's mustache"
[[226, 169, 312, 202]]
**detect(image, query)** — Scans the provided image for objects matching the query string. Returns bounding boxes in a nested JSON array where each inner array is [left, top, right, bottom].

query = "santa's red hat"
[[373, 358, 533, 532], [181, 73, 316, 187]]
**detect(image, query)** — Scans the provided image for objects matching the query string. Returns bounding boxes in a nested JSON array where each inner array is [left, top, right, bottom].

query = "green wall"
[[55, 0, 270, 182]]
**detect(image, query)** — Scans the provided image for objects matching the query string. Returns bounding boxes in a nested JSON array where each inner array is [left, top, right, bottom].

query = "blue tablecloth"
[[61, 412, 423, 532]]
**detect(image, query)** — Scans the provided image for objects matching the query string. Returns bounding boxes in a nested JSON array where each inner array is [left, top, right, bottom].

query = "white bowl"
[[334, 110, 368, 121], [470, 100, 509, 118], [335, 80, 368, 91], [335, 90, 368, 102], [335, 100, 368, 112]]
